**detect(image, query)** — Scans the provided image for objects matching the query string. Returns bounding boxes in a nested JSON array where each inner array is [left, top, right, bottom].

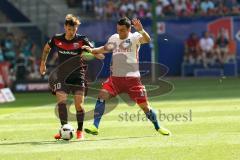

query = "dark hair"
[[117, 17, 131, 29]]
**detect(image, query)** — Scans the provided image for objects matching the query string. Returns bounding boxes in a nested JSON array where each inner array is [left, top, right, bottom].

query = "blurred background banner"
[[0, 0, 239, 91]]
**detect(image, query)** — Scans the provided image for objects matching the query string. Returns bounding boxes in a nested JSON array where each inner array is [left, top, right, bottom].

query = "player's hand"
[[82, 45, 93, 53], [132, 18, 143, 32], [94, 53, 105, 60], [40, 62, 46, 75]]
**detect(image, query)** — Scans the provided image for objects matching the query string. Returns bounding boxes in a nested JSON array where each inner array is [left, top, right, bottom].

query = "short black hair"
[[117, 17, 131, 29]]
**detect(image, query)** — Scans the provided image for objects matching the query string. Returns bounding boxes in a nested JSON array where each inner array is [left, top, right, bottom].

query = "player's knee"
[[75, 99, 84, 110], [98, 93, 105, 100], [98, 93, 107, 100], [75, 103, 84, 111], [138, 102, 150, 113], [142, 106, 150, 113], [74, 96, 84, 111], [98, 91, 110, 100], [56, 92, 67, 104]]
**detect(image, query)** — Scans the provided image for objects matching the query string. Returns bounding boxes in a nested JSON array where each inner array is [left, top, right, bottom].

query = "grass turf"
[[0, 78, 239, 160]]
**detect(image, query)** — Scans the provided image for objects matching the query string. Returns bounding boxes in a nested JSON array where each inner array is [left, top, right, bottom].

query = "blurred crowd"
[[184, 28, 235, 68], [66, 0, 240, 19], [0, 0, 239, 86], [155, 0, 240, 18], [0, 33, 39, 84]]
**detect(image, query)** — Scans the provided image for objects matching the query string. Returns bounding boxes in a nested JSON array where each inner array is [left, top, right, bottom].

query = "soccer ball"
[[60, 124, 75, 140]]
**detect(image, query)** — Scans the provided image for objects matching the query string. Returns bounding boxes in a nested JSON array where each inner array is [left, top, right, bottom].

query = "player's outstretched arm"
[[132, 18, 151, 44], [82, 45, 108, 55], [40, 43, 51, 75]]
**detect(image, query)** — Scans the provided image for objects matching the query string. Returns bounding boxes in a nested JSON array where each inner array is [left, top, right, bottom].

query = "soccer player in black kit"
[[40, 14, 103, 140]]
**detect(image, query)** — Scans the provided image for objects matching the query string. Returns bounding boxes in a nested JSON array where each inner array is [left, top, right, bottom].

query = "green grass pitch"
[[0, 78, 240, 160]]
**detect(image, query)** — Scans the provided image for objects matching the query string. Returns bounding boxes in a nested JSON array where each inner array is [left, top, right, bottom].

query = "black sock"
[[76, 109, 85, 131], [146, 109, 160, 130], [58, 102, 68, 125]]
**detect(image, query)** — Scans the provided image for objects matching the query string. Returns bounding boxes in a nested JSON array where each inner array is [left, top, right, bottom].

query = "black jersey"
[[48, 33, 92, 64], [48, 33, 93, 79]]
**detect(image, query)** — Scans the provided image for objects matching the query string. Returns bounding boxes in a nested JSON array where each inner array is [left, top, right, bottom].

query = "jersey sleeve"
[[104, 34, 117, 51], [47, 36, 55, 48], [107, 34, 115, 43], [82, 36, 94, 48]]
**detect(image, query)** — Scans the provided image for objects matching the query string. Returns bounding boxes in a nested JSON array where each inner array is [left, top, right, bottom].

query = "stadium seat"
[[194, 68, 223, 77], [223, 62, 237, 76]]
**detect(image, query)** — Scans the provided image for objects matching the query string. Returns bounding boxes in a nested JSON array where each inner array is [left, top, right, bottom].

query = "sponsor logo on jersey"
[[59, 50, 78, 55], [73, 43, 79, 48], [119, 39, 132, 49]]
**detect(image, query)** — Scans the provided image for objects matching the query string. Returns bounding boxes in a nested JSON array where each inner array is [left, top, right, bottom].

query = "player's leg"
[[55, 91, 68, 139], [127, 78, 170, 135], [93, 89, 112, 128], [138, 102, 159, 130], [216, 47, 222, 63], [222, 47, 228, 63], [56, 91, 68, 126], [85, 77, 116, 135], [84, 89, 112, 135], [74, 91, 85, 139], [202, 51, 208, 68], [138, 102, 170, 136]]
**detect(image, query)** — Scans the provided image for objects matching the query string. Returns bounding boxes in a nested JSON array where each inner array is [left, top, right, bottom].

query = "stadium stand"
[[0, 0, 239, 89], [65, 0, 240, 19]]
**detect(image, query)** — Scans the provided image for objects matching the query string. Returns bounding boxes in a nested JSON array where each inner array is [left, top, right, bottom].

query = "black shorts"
[[50, 75, 88, 96]]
